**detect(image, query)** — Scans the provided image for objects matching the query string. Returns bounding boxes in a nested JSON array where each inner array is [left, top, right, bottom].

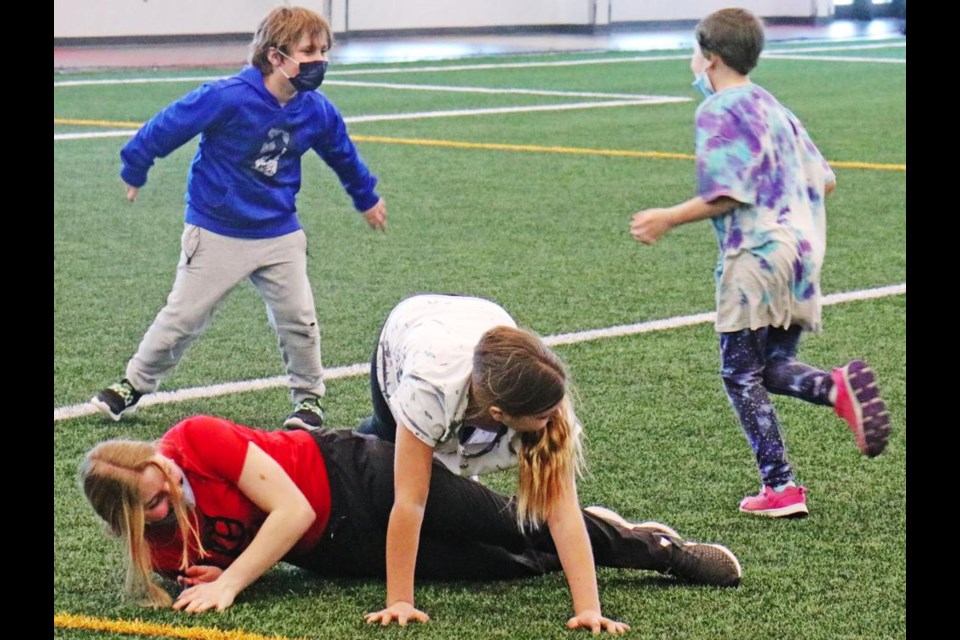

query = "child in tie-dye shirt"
[[629, 8, 891, 518]]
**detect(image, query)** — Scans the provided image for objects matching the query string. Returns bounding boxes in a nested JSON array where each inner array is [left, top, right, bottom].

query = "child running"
[[629, 8, 891, 518], [91, 6, 387, 430]]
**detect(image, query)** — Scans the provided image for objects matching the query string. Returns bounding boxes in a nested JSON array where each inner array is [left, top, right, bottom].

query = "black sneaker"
[[283, 398, 325, 431], [91, 379, 142, 421], [583, 506, 741, 587], [662, 536, 742, 587]]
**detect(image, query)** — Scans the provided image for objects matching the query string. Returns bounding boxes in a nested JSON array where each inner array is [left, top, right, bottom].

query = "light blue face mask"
[[692, 71, 715, 98]]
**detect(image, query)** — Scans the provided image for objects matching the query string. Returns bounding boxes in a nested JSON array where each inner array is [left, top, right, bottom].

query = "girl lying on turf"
[[80, 414, 741, 633]]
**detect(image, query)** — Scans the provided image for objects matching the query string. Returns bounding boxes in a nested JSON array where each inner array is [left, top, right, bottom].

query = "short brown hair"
[[695, 8, 765, 75], [249, 6, 333, 74]]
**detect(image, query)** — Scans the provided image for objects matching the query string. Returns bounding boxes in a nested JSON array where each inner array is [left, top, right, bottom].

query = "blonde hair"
[[79, 440, 204, 607], [249, 6, 334, 74], [468, 326, 585, 531]]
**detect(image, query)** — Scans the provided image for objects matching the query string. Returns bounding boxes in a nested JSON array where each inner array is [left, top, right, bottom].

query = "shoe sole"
[[283, 417, 320, 431], [738, 502, 809, 518], [583, 505, 681, 539], [667, 542, 743, 587], [684, 543, 742, 587], [90, 396, 138, 422], [837, 361, 891, 458]]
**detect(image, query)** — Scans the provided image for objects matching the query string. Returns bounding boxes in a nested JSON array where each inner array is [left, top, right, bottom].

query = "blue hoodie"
[[120, 66, 380, 239]]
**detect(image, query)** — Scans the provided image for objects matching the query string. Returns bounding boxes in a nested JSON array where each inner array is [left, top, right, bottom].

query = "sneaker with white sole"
[[90, 379, 142, 421], [739, 484, 809, 518], [664, 539, 743, 588], [283, 398, 325, 431], [832, 360, 891, 458], [583, 505, 741, 587], [583, 505, 681, 539]]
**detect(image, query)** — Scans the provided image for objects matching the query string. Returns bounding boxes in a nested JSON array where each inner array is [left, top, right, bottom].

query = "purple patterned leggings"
[[719, 325, 834, 487]]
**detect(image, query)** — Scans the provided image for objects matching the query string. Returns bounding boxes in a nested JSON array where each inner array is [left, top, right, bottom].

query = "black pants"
[[297, 429, 672, 580], [355, 337, 398, 442]]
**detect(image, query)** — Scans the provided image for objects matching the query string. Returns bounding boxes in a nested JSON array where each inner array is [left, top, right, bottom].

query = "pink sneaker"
[[832, 360, 891, 458], [738, 485, 808, 518]]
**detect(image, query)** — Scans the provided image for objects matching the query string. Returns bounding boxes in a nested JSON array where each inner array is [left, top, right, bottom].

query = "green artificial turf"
[[54, 42, 906, 640]]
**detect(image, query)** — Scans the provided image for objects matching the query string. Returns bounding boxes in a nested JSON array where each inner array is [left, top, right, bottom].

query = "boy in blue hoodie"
[[92, 6, 387, 429]]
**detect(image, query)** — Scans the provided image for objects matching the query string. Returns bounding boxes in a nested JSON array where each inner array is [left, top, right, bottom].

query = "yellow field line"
[[53, 612, 304, 640], [351, 134, 906, 171], [353, 134, 692, 160], [52, 119, 906, 171], [824, 160, 906, 170], [56, 117, 142, 128]]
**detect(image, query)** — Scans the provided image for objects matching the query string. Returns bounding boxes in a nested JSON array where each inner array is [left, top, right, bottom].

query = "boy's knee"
[[275, 316, 321, 338]]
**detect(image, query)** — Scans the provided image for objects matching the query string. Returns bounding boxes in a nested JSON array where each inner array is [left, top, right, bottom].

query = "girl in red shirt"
[[80, 415, 741, 626]]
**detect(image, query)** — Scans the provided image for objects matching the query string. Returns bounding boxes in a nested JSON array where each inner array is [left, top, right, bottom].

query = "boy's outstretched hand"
[[125, 183, 140, 202], [630, 208, 672, 245], [365, 601, 430, 626], [363, 197, 388, 232]]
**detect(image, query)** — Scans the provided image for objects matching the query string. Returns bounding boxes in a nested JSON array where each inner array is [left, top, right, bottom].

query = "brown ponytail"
[[469, 326, 585, 530]]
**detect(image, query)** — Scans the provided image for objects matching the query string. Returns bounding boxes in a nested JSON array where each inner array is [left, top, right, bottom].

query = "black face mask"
[[289, 60, 328, 92], [277, 50, 328, 92]]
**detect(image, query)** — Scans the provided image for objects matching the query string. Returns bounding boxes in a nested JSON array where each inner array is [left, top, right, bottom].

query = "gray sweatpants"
[[125, 224, 325, 403]]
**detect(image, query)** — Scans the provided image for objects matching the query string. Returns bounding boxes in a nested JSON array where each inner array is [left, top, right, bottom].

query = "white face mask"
[[179, 469, 196, 509]]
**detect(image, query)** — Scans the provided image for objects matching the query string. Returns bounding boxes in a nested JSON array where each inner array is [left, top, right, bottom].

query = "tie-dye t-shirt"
[[695, 83, 835, 333]]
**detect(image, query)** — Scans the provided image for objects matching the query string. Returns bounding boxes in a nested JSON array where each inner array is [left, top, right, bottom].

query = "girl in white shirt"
[[358, 294, 740, 632]]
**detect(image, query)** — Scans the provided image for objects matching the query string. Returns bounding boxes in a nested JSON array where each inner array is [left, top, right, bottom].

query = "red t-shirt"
[[147, 415, 331, 577]]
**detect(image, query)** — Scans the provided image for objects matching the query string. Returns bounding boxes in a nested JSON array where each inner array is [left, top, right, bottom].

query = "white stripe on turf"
[[54, 283, 905, 422]]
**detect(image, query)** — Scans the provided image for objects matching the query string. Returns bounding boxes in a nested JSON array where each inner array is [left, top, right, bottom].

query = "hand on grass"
[[177, 565, 223, 587], [566, 610, 630, 635], [365, 601, 430, 626], [125, 183, 139, 202], [172, 578, 238, 613]]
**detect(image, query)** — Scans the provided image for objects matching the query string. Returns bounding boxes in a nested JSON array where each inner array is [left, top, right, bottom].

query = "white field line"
[[54, 75, 672, 100], [763, 42, 905, 54], [764, 54, 905, 64], [324, 80, 671, 100], [54, 75, 224, 87], [55, 130, 139, 140], [344, 97, 686, 123], [52, 42, 906, 88], [53, 97, 688, 140], [53, 283, 906, 422]]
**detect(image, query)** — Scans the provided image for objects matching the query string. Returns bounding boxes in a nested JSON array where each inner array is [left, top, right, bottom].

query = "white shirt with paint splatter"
[[376, 294, 523, 476]]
